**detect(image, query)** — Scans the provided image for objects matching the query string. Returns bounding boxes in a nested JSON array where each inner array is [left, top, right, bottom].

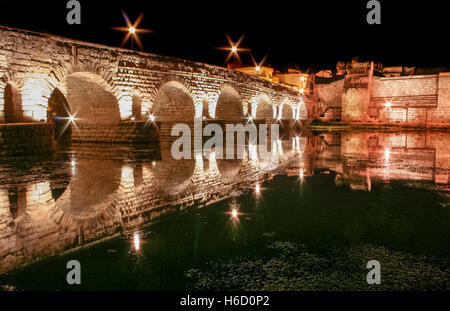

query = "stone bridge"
[[0, 25, 309, 144]]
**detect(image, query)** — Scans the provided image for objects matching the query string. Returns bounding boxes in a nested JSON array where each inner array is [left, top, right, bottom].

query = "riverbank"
[[308, 121, 450, 132]]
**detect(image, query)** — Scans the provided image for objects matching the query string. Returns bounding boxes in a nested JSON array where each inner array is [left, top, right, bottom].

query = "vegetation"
[[185, 241, 450, 291]]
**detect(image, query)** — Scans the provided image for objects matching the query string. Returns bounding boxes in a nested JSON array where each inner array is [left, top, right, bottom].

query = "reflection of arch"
[[152, 81, 195, 122], [216, 145, 244, 183], [55, 158, 122, 226], [216, 86, 243, 121], [152, 137, 196, 197], [4, 83, 24, 123], [256, 94, 273, 119], [63, 72, 120, 123]]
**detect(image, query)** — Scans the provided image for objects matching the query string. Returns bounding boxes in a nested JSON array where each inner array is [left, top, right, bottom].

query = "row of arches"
[[1, 73, 308, 127]]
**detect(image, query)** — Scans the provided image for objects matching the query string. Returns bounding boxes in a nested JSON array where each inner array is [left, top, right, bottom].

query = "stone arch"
[[256, 93, 274, 120], [28, 62, 120, 122], [4, 82, 25, 123], [216, 85, 243, 121], [279, 98, 294, 120], [151, 81, 196, 122], [60, 72, 120, 123]]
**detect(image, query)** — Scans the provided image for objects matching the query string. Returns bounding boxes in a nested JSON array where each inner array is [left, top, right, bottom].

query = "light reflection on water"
[[0, 130, 449, 290]]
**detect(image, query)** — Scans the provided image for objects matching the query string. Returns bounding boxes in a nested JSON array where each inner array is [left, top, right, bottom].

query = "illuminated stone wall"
[[0, 26, 303, 128], [314, 73, 450, 126]]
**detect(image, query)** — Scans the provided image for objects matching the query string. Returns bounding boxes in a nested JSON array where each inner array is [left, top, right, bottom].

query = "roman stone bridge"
[[0, 25, 309, 145]]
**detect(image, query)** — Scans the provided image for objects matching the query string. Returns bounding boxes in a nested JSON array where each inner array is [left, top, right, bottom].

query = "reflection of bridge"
[[0, 136, 306, 273], [1, 130, 450, 272], [0, 26, 310, 144]]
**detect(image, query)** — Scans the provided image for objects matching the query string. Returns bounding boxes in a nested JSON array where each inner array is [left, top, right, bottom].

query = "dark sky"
[[0, 0, 448, 72]]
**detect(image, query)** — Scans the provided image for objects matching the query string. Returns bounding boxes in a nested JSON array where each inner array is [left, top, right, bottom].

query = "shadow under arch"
[[152, 81, 195, 122], [47, 88, 71, 144], [216, 86, 243, 121], [4, 83, 24, 123]]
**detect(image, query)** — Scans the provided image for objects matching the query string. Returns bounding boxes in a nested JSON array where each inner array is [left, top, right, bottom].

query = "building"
[[274, 69, 310, 93], [235, 66, 275, 83], [313, 61, 450, 126]]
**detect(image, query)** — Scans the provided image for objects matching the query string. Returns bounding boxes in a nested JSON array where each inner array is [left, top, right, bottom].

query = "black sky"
[[0, 0, 448, 72]]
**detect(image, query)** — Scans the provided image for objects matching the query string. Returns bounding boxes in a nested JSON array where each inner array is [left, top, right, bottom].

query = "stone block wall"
[[431, 73, 450, 124], [0, 123, 54, 157], [314, 72, 450, 126], [71, 121, 160, 144]]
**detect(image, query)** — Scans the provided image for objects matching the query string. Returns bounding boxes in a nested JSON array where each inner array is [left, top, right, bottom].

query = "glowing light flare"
[[384, 147, 391, 160], [255, 182, 261, 194], [148, 113, 156, 122], [250, 53, 268, 75], [112, 10, 154, 50], [133, 232, 141, 251], [385, 101, 392, 109], [216, 34, 251, 64]]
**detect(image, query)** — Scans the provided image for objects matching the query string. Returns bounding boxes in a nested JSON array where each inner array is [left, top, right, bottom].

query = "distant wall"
[[314, 72, 450, 126]]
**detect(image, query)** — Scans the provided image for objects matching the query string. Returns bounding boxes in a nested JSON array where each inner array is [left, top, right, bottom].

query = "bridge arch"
[[279, 98, 294, 120], [62, 72, 121, 123], [256, 93, 274, 120], [151, 81, 196, 122], [215, 85, 243, 121]]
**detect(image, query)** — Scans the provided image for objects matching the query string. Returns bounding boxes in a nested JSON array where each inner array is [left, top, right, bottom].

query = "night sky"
[[0, 0, 448, 72]]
